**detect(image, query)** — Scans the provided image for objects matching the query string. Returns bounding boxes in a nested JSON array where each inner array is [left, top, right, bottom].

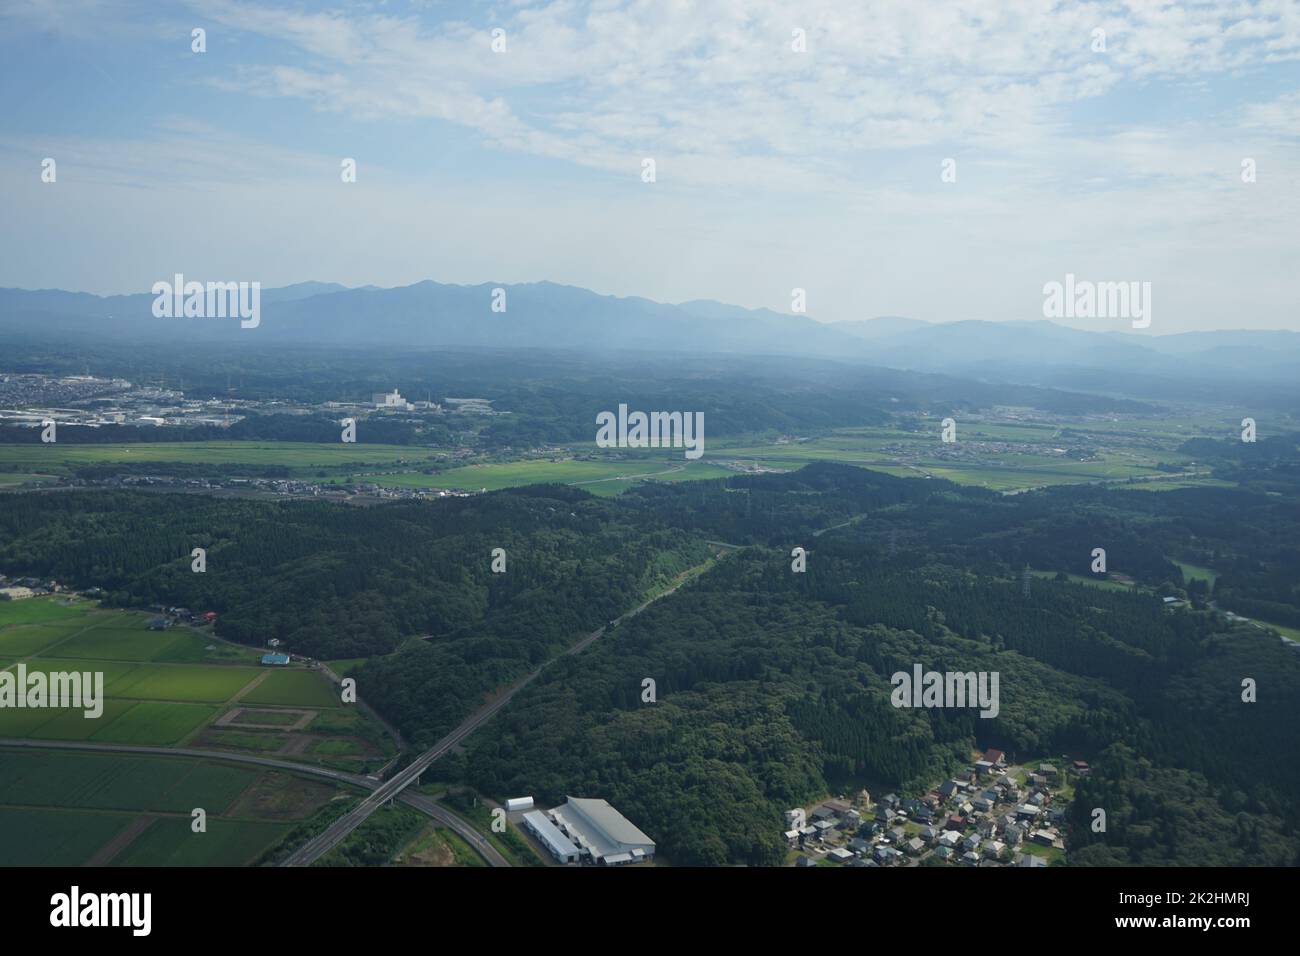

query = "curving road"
[[0, 737, 508, 867]]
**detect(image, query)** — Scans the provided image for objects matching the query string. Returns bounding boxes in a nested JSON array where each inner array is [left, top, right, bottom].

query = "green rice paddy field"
[[0, 440, 431, 475], [0, 599, 342, 746], [0, 597, 372, 866], [0, 408, 1248, 498], [0, 750, 342, 866]]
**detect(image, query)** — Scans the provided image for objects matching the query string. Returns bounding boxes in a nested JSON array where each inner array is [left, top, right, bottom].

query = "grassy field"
[[0, 602, 365, 750], [240, 669, 342, 709], [0, 750, 257, 813], [90, 702, 218, 745], [0, 597, 86, 627], [1030, 570, 1135, 593], [393, 824, 487, 867], [46, 623, 211, 663], [110, 817, 291, 866], [0, 807, 135, 866], [0, 472, 59, 487], [1174, 561, 1219, 588], [381, 457, 731, 493], [440, 791, 544, 866], [0, 748, 349, 865], [0, 441, 431, 476], [0, 404, 1247, 500], [0, 621, 90, 656]]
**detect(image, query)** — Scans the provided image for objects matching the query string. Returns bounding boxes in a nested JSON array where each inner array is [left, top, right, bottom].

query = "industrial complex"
[[519, 796, 655, 866]]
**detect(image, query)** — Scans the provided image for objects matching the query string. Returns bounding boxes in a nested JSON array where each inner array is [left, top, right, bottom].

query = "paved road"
[[0, 737, 507, 867], [280, 565, 707, 867]]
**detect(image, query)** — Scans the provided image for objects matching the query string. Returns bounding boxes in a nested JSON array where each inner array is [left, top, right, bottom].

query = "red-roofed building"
[[202, 611, 217, 623], [982, 748, 1006, 766]]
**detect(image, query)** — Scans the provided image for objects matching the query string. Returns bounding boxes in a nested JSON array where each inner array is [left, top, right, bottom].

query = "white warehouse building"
[[550, 796, 655, 865], [522, 810, 580, 864]]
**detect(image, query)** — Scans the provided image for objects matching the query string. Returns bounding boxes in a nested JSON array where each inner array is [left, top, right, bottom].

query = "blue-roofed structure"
[[260, 653, 291, 665]]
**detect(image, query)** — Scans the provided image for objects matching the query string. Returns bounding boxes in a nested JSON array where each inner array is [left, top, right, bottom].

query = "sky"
[[1, 0, 1298, 333]]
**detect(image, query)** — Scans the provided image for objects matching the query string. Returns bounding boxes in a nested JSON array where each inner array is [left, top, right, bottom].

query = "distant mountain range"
[[2, 279, 1297, 402]]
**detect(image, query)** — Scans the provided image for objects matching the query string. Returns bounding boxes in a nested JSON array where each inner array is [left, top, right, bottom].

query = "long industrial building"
[[550, 796, 655, 865], [521, 810, 580, 863]]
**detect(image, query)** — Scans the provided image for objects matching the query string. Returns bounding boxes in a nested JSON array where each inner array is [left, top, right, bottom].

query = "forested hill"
[[2, 461, 1299, 866], [0, 486, 710, 664], [461, 541, 1300, 866]]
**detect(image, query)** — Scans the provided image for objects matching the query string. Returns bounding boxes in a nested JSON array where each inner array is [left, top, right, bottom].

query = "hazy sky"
[[2, 0, 1298, 333]]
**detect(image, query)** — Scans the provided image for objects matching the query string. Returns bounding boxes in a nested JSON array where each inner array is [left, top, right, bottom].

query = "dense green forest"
[[2, 460, 1298, 866]]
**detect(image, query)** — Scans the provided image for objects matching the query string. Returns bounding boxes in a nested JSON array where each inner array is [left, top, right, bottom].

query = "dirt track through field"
[[86, 813, 156, 866]]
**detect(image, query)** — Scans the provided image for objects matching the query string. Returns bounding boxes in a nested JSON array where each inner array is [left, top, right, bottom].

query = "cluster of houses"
[[0, 574, 64, 600], [788, 749, 1084, 868], [148, 606, 219, 629]]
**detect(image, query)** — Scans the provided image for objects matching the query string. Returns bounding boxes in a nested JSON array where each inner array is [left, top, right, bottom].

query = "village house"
[[874, 846, 901, 865]]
